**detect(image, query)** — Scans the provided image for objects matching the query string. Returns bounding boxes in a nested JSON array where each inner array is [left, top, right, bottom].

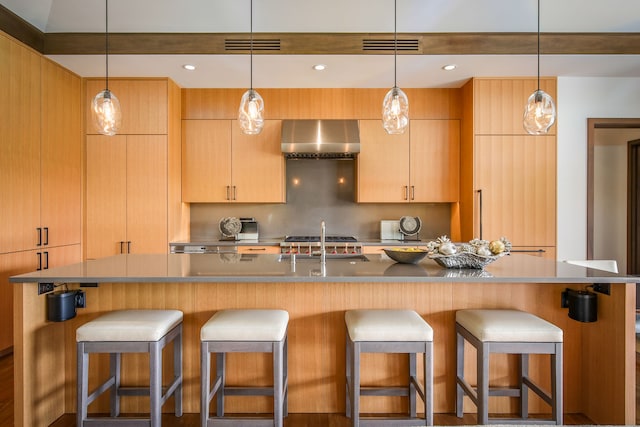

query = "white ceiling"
[[2, 0, 640, 88]]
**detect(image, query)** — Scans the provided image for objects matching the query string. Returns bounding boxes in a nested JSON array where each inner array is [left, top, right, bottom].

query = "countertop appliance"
[[380, 220, 402, 240], [280, 235, 362, 256], [238, 218, 259, 240]]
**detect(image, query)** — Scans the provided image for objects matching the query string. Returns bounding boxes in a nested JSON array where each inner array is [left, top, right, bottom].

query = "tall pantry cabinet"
[[0, 33, 82, 352], [460, 77, 557, 259], [85, 78, 184, 259]]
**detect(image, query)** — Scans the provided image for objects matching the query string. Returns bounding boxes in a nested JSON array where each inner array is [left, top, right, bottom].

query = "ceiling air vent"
[[362, 39, 419, 52], [225, 39, 281, 51]]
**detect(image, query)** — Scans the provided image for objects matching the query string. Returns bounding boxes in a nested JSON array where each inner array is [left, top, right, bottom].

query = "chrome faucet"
[[320, 220, 326, 266]]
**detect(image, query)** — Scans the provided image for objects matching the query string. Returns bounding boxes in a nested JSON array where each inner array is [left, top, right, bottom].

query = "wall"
[[557, 77, 640, 260]]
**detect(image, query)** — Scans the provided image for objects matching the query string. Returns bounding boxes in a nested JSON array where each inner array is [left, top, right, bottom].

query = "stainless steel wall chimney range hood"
[[281, 119, 360, 159]]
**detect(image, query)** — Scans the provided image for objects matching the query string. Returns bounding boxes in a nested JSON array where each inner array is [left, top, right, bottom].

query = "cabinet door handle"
[[44, 251, 49, 269], [403, 186, 409, 201], [477, 189, 483, 240], [43, 227, 49, 246], [233, 186, 237, 201], [226, 185, 231, 200], [36, 227, 42, 246], [120, 241, 124, 254], [36, 252, 42, 271], [247, 248, 266, 251], [410, 186, 415, 200], [127, 241, 131, 254]]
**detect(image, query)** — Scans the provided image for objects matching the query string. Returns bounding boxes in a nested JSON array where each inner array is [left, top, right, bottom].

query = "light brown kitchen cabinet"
[[41, 58, 82, 248], [473, 77, 557, 136], [460, 78, 557, 256], [85, 78, 168, 135], [0, 34, 82, 353], [237, 245, 281, 254], [182, 119, 285, 203], [410, 120, 460, 202], [1, 34, 41, 254], [357, 119, 459, 203], [474, 135, 556, 248], [86, 135, 168, 258], [84, 78, 183, 258]]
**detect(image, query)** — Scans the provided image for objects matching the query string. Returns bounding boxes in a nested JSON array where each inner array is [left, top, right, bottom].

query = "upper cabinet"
[[473, 78, 557, 136], [182, 119, 285, 203], [85, 79, 169, 135], [357, 119, 460, 203]]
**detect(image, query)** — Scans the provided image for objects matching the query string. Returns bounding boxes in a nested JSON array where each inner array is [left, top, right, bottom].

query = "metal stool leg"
[[201, 342, 210, 427], [174, 325, 183, 417], [455, 329, 464, 418], [274, 339, 284, 427], [425, 341, 433, 426], [150, 341, 162, 427], [409, 352, 417, 418], [520, 353, 529, 419], [553, 343, 563, 425], [477, 342, 489, 425], [77, 343, 88, 427]]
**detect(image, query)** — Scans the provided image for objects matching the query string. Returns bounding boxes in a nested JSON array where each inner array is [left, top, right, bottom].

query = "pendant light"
[[382, 0, 409, 135], [523, 0, 556, 135], [91, 0, 121, 136], [238, 0, 264, 135]]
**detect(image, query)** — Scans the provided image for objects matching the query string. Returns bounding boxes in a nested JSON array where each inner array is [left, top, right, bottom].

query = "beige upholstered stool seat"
[[455, 309, 563, 425], [201, 309, 288, 341], [201, 309, 289, 427], [456, 309, 563, 343], [76, 309, 183, 427], [77, 309, 183, 342], [345, 309, 434, 342], [345, 309, 433, 426]]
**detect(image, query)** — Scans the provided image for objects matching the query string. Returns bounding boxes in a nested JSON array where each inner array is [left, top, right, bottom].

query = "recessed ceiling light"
[[313, 64, 327, 71], [442, 64, 457, 71], [183, 64, 196, 71]]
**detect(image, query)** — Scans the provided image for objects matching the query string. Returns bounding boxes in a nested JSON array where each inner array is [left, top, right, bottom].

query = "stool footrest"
[[361, 386, 410, 397], [83, 418, 151, 426], [357, 416, 430, 426], [206, 418, 281, 427], [224, 385, 275, 396], [484, 418, 559, 425]]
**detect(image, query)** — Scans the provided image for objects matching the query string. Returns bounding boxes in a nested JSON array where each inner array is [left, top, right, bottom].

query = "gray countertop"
[[10, 253, 635, 284], [169, 239, 433, 246]]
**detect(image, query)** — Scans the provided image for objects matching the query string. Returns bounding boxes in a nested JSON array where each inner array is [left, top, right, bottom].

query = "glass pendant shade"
[[523, 89, 556, 135], [382, 86, 409, 134], [238, 89, 264, 135], [91, 89, 122, 136]]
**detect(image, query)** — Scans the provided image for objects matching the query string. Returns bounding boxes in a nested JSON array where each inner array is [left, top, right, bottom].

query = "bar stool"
[[345, 309, 433, 426], [200, 309, 289, 427], [455, 309, 563, 425], [76, 309, 183, 427]]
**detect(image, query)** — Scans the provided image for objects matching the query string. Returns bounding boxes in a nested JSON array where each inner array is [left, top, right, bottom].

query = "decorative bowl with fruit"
[[383, 247, 429, 264], [425, 236, 511, 269]]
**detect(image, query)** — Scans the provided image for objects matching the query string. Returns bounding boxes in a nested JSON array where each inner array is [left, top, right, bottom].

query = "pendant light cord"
[[250, 0, 253, 91], [105, 0, 109, 91], [393, 0, 397, 88], [536, 0, 540, 92]]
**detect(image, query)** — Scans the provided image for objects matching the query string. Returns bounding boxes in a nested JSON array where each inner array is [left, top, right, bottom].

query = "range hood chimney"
[[281, 119, 360, 159]]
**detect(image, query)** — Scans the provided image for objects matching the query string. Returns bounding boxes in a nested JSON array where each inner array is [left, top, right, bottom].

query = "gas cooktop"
[[284, 236, 357, 243]]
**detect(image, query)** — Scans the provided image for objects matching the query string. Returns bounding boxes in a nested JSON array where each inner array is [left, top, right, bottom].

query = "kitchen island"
[[11, 253, 636, 426]]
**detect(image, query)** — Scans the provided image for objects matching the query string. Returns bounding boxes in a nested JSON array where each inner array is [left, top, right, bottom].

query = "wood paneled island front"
[[11, 253, 636, 426]]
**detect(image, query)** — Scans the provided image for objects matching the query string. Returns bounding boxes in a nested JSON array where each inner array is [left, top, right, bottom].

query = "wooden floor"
[[0, 352, 636, 426]]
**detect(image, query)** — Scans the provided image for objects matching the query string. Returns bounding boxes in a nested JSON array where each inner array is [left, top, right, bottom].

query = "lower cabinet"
[[86, 135, 168, 258], [237, 245, 281, 254], [0, 244, 80, 353]]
